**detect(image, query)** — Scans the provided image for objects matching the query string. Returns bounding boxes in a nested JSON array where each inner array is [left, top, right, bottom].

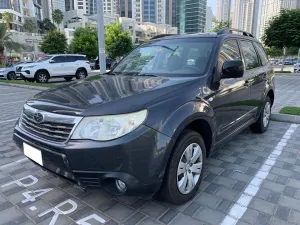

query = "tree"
[[52, 9, 64, 29], [2, 11, 13, 31], [23, 18, 37, 33], [265, 46, 283, 58], [70, 27, 98, 59], [263, 9, 300, 71], [42, 18, 56, 33], [0, 23, 24, 63], [212, 20, 231, 32], [105, 22, 133, 59], [40, 30, 67, 54]]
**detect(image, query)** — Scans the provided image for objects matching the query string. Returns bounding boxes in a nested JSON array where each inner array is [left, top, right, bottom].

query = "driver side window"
[[218, 39, 242, 73]]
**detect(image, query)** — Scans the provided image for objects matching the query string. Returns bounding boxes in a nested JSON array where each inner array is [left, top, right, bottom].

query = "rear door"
[[239, 40, 267, 117], [49, 56, 66, 76], [211, 39, 251, 142]]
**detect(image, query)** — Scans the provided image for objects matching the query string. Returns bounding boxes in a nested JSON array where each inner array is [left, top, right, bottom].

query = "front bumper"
[[16, 71, 32, 78], [13, 122, 171, 195]]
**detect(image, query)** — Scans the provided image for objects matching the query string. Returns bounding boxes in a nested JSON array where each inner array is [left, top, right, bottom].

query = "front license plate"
[[23, 143, 43, 166]]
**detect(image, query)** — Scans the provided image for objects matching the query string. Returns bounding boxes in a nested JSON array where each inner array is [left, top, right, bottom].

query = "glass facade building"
[[143, 0, 155, 23], [176, 0, 207, 34], [0, 0, 21, 12], [120, 0, 132, 18]]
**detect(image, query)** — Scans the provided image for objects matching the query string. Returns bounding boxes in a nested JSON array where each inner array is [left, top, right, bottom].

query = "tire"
[[159, 130, 206, 205], [76, 68, 87, 80], [35, 71, 49, 83], [64, 77, 73, 81], [251, 96, 271, 133], [7, 72, 16, 80]]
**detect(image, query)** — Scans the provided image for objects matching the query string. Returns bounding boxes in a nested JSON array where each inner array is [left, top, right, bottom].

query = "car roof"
[[48, 54, 86, 57]]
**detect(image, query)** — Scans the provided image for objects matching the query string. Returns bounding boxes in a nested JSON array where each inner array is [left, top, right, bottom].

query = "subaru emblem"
[[34, 113, 44, 123]]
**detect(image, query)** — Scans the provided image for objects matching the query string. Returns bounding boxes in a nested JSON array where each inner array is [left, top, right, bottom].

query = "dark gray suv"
[[13, 28, 274, 204]]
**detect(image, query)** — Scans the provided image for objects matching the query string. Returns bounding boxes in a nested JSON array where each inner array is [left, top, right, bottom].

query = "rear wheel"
[[76, 68, 87, 80], [251, 96, 271, 133], [7, 72, 16, 80], [35, 71, 49, 83], [160, 130, 206, 205], [64, 77, 73, 81]]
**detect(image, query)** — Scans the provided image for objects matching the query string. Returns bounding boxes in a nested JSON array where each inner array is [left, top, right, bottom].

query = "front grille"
[[16, 66, 22, 72], [20, 105, 82, 143], [21, 111, 75, 142]]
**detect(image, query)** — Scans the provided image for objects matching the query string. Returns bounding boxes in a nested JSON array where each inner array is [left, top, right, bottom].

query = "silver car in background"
[[0, 61, 33, 80]]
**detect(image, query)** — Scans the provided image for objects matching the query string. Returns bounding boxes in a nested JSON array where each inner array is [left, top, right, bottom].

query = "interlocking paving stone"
[[275, 206, 291, 221]]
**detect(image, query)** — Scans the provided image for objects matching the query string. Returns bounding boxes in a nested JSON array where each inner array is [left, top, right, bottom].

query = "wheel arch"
[[34, 69, 50, 79], [267, 89, 274, 106]]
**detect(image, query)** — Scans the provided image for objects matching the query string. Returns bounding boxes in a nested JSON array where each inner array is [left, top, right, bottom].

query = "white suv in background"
[[16, 54, 92, 83]]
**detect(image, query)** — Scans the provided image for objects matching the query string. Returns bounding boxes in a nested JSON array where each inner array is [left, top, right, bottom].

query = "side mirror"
[[49, 59, 55, 63], [221, 60, 244, 79]]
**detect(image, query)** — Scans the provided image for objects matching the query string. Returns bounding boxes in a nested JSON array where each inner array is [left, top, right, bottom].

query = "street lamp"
[[97, 0, 106, 74]]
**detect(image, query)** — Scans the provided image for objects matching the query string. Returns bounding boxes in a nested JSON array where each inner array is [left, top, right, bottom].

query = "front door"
[[210, 39, 251, 142], [49, 56, 66, 76]]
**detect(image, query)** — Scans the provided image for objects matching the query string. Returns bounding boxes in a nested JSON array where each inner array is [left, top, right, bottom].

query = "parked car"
[[14, 28, 274, 204], [270, 59, 279, 65], [0, 61, 33, 80], [95, 58, 116, 70], [16, 54, 91, 83], [284, 59, 294, 65], [294, 59, 300, 73]]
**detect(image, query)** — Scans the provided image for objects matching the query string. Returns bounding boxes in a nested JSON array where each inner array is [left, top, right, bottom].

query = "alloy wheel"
[[177, 143, 203, 194], [263, 102, 271, 128], [39, 73, 48, 83], [78, 71, 86, 79]]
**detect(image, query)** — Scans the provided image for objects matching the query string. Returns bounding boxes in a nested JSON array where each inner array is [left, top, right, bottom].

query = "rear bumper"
[[13, 123, 171, 195]]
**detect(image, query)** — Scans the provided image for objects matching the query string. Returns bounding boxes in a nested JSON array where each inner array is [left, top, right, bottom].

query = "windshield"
[[36, 56, 52, 62], [112, 38, 216, 77]]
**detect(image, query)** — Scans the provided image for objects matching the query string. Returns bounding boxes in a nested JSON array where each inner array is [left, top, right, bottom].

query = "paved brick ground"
[[273, 75, 300, 113], [1, 85, 300, 225]]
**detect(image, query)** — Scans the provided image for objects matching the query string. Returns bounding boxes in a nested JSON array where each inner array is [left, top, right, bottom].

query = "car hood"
[[27, 75, 197, 116]]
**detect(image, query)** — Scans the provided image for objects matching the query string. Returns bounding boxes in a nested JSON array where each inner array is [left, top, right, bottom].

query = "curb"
[[271, 113, 300, 124], [0, 82, 49, 91]]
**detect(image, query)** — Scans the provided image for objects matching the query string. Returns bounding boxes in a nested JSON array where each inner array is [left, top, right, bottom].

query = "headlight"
[[71, 109, 147, 141], [23, 65, 36, 69]]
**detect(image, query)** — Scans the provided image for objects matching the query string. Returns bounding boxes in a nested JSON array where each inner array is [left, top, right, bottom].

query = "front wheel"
[[7, 72, 17, 80], [251, 96, 271, 133], [35, 72, 49, 83], [159, 130, 206, 205]]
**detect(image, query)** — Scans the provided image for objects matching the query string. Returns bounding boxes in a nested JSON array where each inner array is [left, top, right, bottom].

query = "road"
[[1, 85, 300, 225]]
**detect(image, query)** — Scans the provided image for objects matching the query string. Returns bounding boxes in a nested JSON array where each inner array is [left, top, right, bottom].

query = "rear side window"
[[65, 56, 87, 62], [240, 41, 260, 70], [253, 42, 269, 66]]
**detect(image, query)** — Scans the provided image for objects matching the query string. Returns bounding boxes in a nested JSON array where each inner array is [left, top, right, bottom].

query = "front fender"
[[146, 100, 216, 181]]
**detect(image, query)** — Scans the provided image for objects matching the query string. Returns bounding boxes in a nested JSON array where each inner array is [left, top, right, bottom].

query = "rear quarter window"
[[253, 42, 269, 66]]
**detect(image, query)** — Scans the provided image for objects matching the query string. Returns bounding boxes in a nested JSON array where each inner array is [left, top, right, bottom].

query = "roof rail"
[[151, 34, 175, 40], [217, 28, 254, 38]]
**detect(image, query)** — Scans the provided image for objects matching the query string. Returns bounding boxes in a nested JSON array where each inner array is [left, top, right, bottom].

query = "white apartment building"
[[232, 0, 260, 37], [259, 0, 300, 40], [216, 0, 232, 22], [89, 0, 118, 15], [157, 0, 166, 24], [205, 6, 213, 32]]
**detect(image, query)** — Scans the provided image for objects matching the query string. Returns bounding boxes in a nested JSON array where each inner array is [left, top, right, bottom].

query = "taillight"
[[86, 61, 90, 64]]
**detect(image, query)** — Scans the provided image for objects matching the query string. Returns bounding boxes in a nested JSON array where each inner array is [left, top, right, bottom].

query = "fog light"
[[115, 179, 127, 192]]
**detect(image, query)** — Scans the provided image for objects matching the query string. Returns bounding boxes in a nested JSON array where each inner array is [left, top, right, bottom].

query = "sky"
[[207, 0, 217, 16]]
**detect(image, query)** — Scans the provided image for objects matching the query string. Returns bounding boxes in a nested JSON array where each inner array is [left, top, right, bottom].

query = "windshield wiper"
[[135, 73, 158, 77]]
